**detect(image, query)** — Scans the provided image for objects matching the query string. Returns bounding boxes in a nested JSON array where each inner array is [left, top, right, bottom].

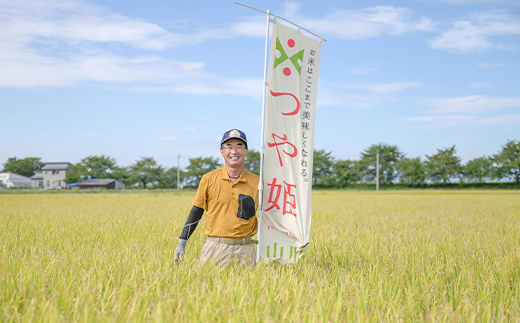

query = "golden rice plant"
[[1, 190, 519, 322]]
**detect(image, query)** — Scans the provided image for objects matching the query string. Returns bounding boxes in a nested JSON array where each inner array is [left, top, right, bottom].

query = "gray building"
[[78, 179, 125, 190], [31, 170, 44, 188], [31, 162, 71, 189], [0, 172, 32, 188]]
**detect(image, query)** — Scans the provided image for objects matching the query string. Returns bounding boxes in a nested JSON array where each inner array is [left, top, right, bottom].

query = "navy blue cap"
[[221, 129, 248, 149]]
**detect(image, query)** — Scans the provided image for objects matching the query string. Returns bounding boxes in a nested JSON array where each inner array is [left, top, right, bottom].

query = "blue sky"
[[1, 0, 519, 169]]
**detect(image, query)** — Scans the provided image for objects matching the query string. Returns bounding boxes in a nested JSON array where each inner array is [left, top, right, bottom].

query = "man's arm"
[[174, 205, 204, 260]]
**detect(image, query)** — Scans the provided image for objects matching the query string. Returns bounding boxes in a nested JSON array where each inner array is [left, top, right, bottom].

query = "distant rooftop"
[[83, 178, 117, 181], [41, 166, 69, 170], [79, 179, 116, 186]]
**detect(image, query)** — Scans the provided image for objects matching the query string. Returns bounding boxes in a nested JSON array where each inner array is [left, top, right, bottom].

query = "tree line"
[[312, 139, 519, 188], [2, 139, 519, 189]]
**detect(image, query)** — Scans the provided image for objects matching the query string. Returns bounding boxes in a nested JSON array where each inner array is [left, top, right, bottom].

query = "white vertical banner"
[[258, 21, 322, 264]]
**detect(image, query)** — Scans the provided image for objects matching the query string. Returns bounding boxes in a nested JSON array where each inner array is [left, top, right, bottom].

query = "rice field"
[[1, 190, 519, 322]]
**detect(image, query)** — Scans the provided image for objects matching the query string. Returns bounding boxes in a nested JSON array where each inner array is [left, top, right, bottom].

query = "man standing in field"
[[173, 129, 259, 267]]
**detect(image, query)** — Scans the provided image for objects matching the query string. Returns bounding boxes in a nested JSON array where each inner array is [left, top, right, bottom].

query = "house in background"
[[31, 170, 44, 188], [78, 179, 125, 190], [31, 162, 71, 189], [0, 172, 32, 188]]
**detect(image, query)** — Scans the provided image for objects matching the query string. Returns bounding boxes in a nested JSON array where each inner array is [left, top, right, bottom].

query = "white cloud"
[[231, 5, 434, 40], [429, 11, 520, 52], [183, 126, 198, 132], [0, 0, 218, 89], [317, 81, 422, 108], [0, 0, 183, 50], [430, 0, 520, 4], [284, 2, 301, 18], [0, 0, 269, 96], [219, 78, 263, 98], [158, 135, 176, 141], [477, 62, 506, 68], [344, 82, 423, 94], [303, 7, 434, 40], [80, 132, 100, 137], [477, 114, 520, 125], [406, 114, 476, 123], [408, 94, 520, 128], [421, 95, 520, 114], [466, 82, 492, 89], [405, 114, 520, 127], [317, 87, 400, 109], [229, 16, 267, 38], [348, 65, 381, 75], [0, 0, 438, 94], [128, 76, 262, 98], [429, 21, 492, 52], [0, 48, 211, 87]]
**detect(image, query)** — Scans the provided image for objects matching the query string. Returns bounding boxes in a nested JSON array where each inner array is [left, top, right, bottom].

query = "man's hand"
[[174, 238, 188, 261]]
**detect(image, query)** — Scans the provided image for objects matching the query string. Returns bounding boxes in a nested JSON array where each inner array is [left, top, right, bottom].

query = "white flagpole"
[[256, 8, 271, 263], [234, 2, 325, 263]]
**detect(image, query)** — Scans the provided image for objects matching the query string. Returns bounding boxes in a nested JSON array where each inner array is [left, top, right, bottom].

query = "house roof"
[[41, 162, 71, 171], [41, 166, 69, 170], [10, 179, 31, 185], [79, 179, 116, 186], [0, 172, 31, 180], [31, 175, 44, 180]]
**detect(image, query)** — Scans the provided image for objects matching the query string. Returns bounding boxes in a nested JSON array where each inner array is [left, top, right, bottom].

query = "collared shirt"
[[193, 167, 259, 238]]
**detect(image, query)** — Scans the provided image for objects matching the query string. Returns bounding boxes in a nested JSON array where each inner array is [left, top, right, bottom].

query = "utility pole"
[[376, 149, 380, 192], [177, 155, 180, 190]]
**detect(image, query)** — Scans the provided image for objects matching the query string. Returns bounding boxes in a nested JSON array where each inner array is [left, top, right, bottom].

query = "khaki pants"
[[200, 238, 256, 268]]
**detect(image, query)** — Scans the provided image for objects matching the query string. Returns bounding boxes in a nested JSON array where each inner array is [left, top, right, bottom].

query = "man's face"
[[220, 138, 248, 168]]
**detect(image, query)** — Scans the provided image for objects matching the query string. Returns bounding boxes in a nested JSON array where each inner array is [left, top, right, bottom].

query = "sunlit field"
[[1, 190, 519, 322]]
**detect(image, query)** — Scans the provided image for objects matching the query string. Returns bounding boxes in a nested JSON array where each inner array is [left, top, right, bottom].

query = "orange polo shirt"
[[192, 167, 259, 239]]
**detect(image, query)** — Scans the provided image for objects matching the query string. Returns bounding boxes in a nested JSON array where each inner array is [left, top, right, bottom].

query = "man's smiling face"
[[221, 138, 248, 168]]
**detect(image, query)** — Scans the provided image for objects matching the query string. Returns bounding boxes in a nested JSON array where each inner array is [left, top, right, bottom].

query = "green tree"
[[127, 157, 164, 188], [184, 156, 222, 186], [72, 155, 118, 180], [111, 166, 131, 184], [158, 166, 180, 189], [332, 159, 360, 188], [312, 149, 335, 187], [493, 139, 520, 183], [65, 165, 82, 184], [2, 157, 44, 177], [358, 143, 404, 184], [424, 145, 461, 184], [244, 149, 260, 175], [464, 156, 493, 184], [398, 157, 426, 186]]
